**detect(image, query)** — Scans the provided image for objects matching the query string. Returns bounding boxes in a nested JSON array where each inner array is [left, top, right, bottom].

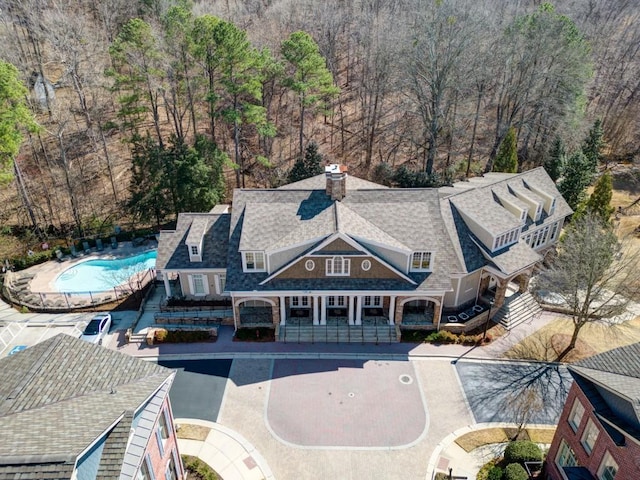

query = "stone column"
[[313, 296, 319, 325], [494, 279, 509, 309], [517, 272, 531, 293], [279, 296, 286, 325], [163, 275, 171, 298], [355, 296, 362, 325], [348, 295, 355, 325], [433, 301, 442, 329], [395, 298, 405, 325], [388, 296, 396, 325], [319, 296, 326, 325], [272, 302, 279, 326]]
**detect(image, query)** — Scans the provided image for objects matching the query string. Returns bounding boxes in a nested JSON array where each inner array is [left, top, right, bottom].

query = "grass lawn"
[[505, 315, 640, 362], [455, 427, 556, 452], [176, 423, 210, 441]]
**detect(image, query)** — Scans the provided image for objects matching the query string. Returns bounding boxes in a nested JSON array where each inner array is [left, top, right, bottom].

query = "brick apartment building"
[[0, 334, 183, 480], [546, 343, 640, 480]]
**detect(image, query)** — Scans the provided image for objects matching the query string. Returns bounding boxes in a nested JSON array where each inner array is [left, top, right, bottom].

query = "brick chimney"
[[325, 164, 348, 201]]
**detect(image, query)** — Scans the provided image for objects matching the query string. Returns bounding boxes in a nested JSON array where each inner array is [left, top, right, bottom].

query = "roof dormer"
[[185, 217, 208, 262], [510, 186, 544, 222], [525, 182, 557, 216]]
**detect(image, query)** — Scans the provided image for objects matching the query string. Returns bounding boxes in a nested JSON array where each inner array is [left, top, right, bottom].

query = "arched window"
[[326, 256, 350, 276]]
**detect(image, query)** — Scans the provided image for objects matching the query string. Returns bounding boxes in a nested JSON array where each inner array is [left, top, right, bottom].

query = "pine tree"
[[582, 119, 605, 172], [287, 141, 324, 183], [585, 171, 614, 223], [558, 151, 593, 211], [544, 137, 566, 182], [492, 127, 518, 173]]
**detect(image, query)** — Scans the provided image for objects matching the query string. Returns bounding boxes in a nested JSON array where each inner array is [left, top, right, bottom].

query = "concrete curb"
[[424, 422, 555, 480], [176, 418, 275, 480]]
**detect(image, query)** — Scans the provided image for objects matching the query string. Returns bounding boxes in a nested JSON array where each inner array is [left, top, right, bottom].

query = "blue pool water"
[[55, 250, 157, 293]]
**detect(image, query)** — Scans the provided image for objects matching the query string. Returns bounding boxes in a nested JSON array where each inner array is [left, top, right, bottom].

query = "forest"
[[0, 0, 639, 247]]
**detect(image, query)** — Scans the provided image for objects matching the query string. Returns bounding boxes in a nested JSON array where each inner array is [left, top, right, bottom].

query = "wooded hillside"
[[0, 0, 638, 240]]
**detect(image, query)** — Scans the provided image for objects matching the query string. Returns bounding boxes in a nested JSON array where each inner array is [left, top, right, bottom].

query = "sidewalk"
[[176, 419, 274, 480], [110, 312, 557, 361]]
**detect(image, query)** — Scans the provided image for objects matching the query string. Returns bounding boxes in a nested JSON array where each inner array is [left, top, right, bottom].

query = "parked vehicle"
[[79, 313, 112, 345]]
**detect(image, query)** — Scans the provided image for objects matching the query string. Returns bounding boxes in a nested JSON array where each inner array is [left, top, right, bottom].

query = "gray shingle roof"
[[442, 167, 572, 237], [476, 239, 542, 275], [571, 343, 640, 402], [226, 186, 462, 292], [569, 343, 640, 439], [157, 213, 230, 270], [279, 173, 387, 191], [0, 334, 174, 479]]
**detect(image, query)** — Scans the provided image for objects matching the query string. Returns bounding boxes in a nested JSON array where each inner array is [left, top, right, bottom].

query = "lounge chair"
[[71, 245, 80, 257], [110, 236, 118, 249], [82, 241, 91, 254], [55, 250, 65, 262], [96, 238, 104, 251]]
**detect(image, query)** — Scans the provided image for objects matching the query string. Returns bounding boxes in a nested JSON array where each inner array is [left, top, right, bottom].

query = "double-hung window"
[[137, 455, 155, 480], [581, 419, 599, 454], [291, 296, 309, 307], [411, 252, 432, 271], [244, 251, 265, 271], [190, 274, 207, 296], [326, 256, 350, 276], [598, 452, 618, 480], [364, 296, 382, 307], [190, 245, 198, 255], [568, 399, 585, 431], [556, 440, 578, 469]]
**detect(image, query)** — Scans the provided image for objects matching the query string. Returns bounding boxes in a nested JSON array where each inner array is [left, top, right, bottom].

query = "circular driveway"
[[266, 359, 428, 448]]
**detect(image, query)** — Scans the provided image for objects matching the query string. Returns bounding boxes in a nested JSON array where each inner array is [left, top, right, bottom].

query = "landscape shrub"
[[504, 463, 528, 480], [10, 249, 54, 271], [487, 466, 504, 480], [234, 327, 275, 341], [504, 440, 543, 464], [182, 455, 221, 480], [154, 329, 216, 343]]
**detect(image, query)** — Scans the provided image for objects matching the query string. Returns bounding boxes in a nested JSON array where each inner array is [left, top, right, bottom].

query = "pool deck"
[[25, 242, 157, 294]]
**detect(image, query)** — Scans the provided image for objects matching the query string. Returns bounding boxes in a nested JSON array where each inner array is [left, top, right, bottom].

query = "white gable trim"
[[259, 234, 417, 285], [266, 234, 329, 256], [307, 232, 367, 255]]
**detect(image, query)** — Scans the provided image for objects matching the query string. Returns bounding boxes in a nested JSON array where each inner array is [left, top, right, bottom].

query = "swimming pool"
[[55, 250, 157, 293]]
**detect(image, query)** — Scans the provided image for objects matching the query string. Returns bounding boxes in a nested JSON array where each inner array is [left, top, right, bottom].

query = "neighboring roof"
[[570, 343, 640, 404], [569, 343, 640, 442], [0, 334, 174, 479], [157, 213, 230, 270]]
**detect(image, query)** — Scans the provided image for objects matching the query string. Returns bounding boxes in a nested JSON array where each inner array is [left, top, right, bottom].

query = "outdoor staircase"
[[279, 324, 399, 343], [492, 292, 542, 330]]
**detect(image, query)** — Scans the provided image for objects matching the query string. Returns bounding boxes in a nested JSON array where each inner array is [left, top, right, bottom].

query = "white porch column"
[[320, 296, 326, 325], [313, 296, 319, 325], [348, 295, 355, 325], [163, 275, 171, 298], [355, 296, 362, 325], [279, 296, 286, 325], [388, 296, 396, 325]]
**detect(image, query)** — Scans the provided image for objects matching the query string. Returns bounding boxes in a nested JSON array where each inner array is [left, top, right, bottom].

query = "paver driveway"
[[266, 359, 428, 448], [455, 360, 573, 424], [158, 359, 233, 422]]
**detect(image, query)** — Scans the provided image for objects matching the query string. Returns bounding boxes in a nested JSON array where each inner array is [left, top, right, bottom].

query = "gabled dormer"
[[241, 251, 266, 272], [185, 217, 208, 262], [525, 182, 557, 216], [495, 191, 529, 226], [510, 185, 544, 222]]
